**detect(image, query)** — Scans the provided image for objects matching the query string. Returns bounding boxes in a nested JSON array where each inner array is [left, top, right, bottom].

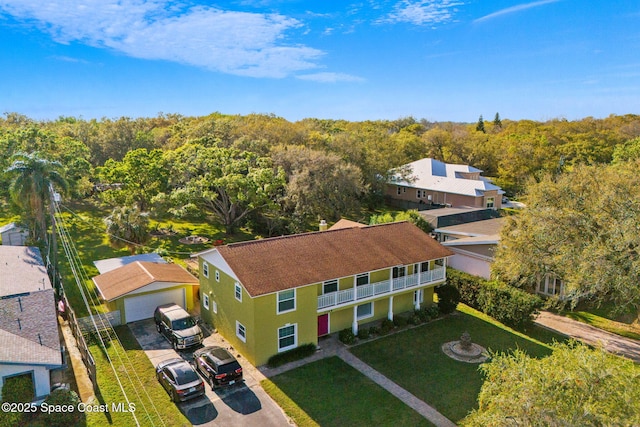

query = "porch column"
[[388, 296, 394, 321], [352, 306, 359, 335], [414, 290, 420, 311]]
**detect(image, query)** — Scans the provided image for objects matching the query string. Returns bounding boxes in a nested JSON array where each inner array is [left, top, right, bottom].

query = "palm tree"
[[6, 152, 68, 244], [104, 206, 150, 254]]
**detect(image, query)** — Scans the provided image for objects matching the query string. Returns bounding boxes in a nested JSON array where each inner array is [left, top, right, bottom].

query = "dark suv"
[[154, 303, 203, 350], [193, 346, 243, 389]]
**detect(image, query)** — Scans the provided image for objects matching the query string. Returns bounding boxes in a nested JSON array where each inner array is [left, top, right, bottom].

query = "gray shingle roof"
[[0, 289, 62, 366], [0, 246, 52, 297]]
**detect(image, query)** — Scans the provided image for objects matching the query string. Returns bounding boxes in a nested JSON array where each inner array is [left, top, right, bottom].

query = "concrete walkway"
[[260, 335, 457, 427], [57, 316, 95, 402], [534, 311, 640, 363]]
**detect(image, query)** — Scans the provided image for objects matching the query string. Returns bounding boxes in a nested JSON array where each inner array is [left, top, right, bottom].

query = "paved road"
[[535, 311, 640, 363], [129, 319, 293, 426]]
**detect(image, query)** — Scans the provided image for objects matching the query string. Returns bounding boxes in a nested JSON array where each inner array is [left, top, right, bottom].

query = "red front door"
[[317, 314, 329, 337]]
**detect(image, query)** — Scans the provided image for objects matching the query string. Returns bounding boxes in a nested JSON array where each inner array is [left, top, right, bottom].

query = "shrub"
[[368, 326, 380, 336], [379, 318, 395, 334], [447, 268, 483, 309], [477, 281, 542, 328], [339, 328, 356, 345], [357, 328, 370, 340], [436, 284, 460, 314], [393, 315, 408, 327], [408, 311, 423, 325], [40, 388, 84, 427], [0, 374, 34, 427], [267, 343, 317, 367], [425, 304, 440, 319]]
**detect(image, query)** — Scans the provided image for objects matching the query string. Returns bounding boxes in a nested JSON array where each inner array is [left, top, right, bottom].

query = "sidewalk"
[[534, 311, 640, 363], [259, 334, 457, 427]]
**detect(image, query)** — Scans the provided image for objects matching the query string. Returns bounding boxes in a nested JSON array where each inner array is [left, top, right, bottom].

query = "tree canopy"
[[492, 161, 640, 316], [463, 341, 640, 427]]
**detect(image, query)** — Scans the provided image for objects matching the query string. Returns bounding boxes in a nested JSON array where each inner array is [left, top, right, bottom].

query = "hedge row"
[[446, 268, 542, 328]]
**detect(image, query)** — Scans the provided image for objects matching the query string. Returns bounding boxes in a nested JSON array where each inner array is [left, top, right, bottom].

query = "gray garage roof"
[[0, 246, 51, 297], [93, 252, 166, 274]]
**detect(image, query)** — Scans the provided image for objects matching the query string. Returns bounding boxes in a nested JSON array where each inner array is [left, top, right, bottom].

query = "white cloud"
[[296, 72, 364, 83], [0, 0, 325, 78], [474, 0, 560, 23], [379, 0, 464, 26]]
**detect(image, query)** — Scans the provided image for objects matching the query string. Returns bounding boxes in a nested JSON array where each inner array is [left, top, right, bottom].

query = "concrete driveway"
[[129, 319, 292, 426]]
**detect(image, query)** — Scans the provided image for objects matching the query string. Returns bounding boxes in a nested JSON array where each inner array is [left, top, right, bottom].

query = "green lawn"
[[561, 300, 640, 340], [350, 304, 564, 423], [268, 357, 436, 427], [86, 326, 190, 427]]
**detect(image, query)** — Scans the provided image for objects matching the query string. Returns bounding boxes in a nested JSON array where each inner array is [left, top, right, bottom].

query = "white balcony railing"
[[317, 266, 446, 310]]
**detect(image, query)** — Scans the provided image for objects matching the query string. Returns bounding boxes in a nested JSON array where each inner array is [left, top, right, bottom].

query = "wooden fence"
[[62, 296, 97, 389]]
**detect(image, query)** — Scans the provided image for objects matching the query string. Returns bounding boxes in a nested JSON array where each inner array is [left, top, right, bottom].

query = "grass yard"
[[350, 304, 565, 423], [86, 326, 190, 427], [561, 300, 640, 340], [267, 356, 436, 427]]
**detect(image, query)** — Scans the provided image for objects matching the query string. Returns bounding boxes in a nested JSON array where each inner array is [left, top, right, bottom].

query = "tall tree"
[[492, 112, 502, 130], [476, 115, 485, 133], [96, 148, 168, 211], [272, 145, 366, 229], [6, 152, 68, 243], [163, 143, 285, 233], [463, 342, 640, 426], [492, 162, 640, 318]]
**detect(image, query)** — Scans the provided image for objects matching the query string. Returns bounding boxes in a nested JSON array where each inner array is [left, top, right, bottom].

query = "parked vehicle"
[[154, 303, 203, 350], [156, 358, 205, 402], [193, 346, 243, 389]]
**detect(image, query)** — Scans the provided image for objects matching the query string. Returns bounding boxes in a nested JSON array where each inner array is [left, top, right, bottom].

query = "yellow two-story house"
[[196, 221, 453, 367]]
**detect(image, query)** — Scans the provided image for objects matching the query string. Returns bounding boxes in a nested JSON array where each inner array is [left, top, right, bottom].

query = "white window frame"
[[323, 279, 338, 294], [397, 186, 402, 195], [234, 282, 242, 302], [356, 302, 374, 320], [277, 289, 296, 314], [203, 262, 209, 278], [212, 301, 218, 314], [215, 270, 220, 282], [236, 321, 246, 343], [203, 293, 210, 310], [486, 197, 495, 208], [417, 189, 424, 198], [278, 324, 297, 352], [356, 273, 369, 286]]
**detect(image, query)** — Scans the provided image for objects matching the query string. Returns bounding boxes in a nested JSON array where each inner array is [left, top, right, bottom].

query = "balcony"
[[317, 266, 445, 310]]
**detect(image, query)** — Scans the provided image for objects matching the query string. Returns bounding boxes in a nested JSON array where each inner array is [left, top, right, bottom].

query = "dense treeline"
[[2, 111, 639, 234]]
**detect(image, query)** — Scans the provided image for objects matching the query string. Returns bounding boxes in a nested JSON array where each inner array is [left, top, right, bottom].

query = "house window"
[[435, 258, 444, 267], [212, 301, 218, 314], [397, 186, 402, 195], [486, 197, 495, 208], [203, 262, 209, 278], [278, 324, 297, 352], [357, 302, 373, 320], [234, 282, 242, 302], [203, 293, 210, 310], [323, 279, 338, 294], [417, 189, 425, 198], [420, 262, 430, 272], [236, 321, 246, 343], [215, 270, 220, 282], [356, 273, 369, 286], [392, 266, 406, 278], [277, 289, 296, 314]]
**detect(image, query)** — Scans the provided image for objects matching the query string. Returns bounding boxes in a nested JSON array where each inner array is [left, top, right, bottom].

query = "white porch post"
[[388, 296, 394, 321], [414, 290, 420, 310], [352, 306, 359, 335]]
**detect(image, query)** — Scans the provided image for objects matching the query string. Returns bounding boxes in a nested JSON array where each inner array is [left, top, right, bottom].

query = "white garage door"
[[123, 288, 186, 323]]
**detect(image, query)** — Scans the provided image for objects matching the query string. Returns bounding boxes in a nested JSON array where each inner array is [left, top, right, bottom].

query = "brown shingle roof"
[[92, 261, 198, 301], [214, 221, 453, 297]]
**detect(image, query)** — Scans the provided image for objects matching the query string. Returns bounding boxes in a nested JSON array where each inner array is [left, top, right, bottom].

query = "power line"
[[54, 201, 168, 427]]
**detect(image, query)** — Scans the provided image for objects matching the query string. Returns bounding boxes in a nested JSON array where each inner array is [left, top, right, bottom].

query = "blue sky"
[[0, 0, 638, 122]]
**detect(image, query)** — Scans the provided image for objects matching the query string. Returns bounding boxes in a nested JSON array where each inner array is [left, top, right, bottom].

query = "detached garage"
[[92, 261, 199, 324]]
